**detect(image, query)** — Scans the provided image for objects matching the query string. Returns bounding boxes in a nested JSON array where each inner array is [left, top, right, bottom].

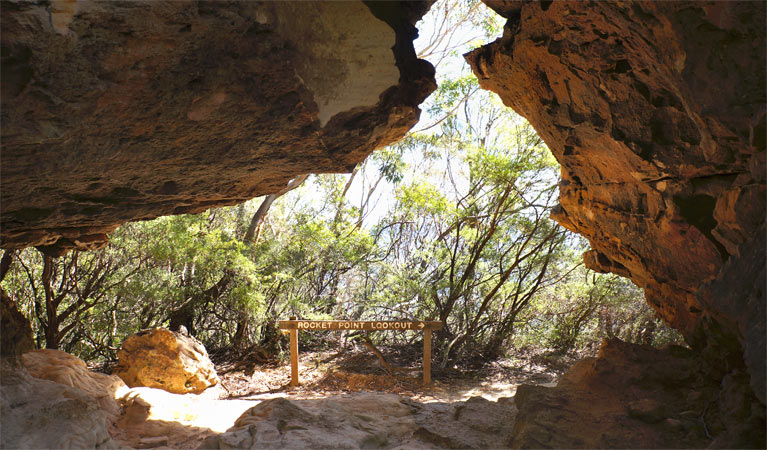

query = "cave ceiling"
[[1, 0, 436, 255]]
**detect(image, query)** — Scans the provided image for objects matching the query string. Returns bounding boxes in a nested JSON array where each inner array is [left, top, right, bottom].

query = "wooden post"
[[289, 316, 299, 386], [423, 328, 432, 385], [277, 319, 442, 386]]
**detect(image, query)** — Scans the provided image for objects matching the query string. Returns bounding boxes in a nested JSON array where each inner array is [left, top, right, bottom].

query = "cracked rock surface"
[[1, 360, 119, 449], [199, 393, 518, 449]]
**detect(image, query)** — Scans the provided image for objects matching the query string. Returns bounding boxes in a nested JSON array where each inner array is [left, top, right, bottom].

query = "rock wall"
[[509, 339, 765, 448], [2, 0, 764, 409], [1, 0, 435, 255], [1, 361, 119, 449], [467, 1, 765, 398]]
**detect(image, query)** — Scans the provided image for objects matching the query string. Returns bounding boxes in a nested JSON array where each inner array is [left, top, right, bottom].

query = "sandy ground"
[[111, 349, 568, 449]]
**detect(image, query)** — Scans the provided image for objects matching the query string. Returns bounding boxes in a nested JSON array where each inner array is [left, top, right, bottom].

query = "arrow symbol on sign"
[[418, 322, 425, 329]]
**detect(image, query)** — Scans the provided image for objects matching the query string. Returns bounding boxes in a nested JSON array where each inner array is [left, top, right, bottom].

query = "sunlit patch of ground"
[[111, 348, 571, 449]]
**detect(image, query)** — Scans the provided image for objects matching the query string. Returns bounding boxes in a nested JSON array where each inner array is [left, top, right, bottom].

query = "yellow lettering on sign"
[[285, 320, 436, 331]]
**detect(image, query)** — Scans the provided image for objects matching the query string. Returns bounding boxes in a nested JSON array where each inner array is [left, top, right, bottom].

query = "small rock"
[[679, 410, 699, 420], [137, 436, 169, 449], [664, 418, 684, 433], [686, 390, 702, 403], [627, 398, 666, 423]]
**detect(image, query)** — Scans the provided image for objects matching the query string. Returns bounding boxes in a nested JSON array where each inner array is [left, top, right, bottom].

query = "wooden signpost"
[[278, 319, 443, 387]]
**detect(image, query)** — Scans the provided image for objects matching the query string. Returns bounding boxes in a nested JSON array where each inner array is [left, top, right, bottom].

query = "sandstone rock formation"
[[115, 327, 219, 394], [509, 338, 765, 448], [0, 0, 435, 255], [466, 0, 765, 400], [13, 347, 235, 449], [21, 348, 128, 420], [200, 393, 518, 449], [0, 361, 118, 449]]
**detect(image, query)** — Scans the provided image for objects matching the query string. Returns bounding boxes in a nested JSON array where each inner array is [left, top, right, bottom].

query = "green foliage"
[[515, 268, 685, 354]]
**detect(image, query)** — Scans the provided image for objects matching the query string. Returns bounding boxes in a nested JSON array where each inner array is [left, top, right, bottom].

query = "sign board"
[[278, 320, 442, 331], [277, 319, 442, 386]]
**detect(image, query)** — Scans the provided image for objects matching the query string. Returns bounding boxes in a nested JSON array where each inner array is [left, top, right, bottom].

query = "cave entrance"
[[3, 0, 763, 448]]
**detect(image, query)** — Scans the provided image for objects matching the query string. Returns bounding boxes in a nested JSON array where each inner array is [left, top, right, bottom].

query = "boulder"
[[0, 361, 118, 449], [114, 328, 219, 394], [21, 349, 128, 421]]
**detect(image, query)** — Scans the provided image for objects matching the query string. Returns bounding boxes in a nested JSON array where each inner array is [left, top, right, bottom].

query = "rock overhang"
[[271, 2, 401, 127], [0, 0, 436, 255]]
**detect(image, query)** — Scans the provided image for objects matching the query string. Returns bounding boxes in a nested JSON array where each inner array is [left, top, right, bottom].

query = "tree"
[[362, 74, 572, 365], [2, 246, 142, 352]]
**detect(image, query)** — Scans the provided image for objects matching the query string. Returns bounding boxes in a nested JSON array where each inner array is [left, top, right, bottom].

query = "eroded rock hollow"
[[466, 0, 765, 403], [1, 0, 436, 255]]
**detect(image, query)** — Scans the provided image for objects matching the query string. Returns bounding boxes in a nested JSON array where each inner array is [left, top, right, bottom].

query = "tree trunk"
[[233, 311, 250, 350], [168, 301, 196, 334], [244, 174, 308, 243], [169, 270, 234, 335], [41, 254, 59, 349]]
